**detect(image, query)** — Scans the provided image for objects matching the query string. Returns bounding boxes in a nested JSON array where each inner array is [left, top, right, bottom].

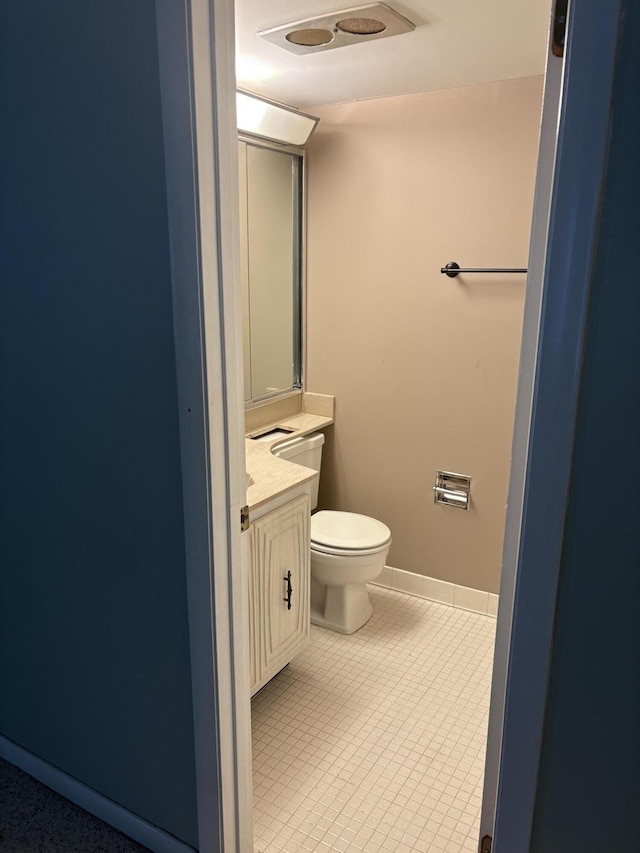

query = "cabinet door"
[[254, 495, 310, 679]]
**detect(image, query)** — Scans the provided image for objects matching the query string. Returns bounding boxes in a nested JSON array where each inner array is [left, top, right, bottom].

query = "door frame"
[[482, 1, 623, 850], [159, 0, 625, 850], [156, 0, 252, 850]]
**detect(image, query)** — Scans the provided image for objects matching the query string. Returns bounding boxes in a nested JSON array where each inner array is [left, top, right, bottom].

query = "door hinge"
[[480, 836, 492, 853], [241, 505, 250, 532], [552, 0, 568, 57]]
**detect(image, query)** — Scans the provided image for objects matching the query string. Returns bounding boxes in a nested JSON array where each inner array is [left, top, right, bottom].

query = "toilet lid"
[[311, 511, 391, 551]]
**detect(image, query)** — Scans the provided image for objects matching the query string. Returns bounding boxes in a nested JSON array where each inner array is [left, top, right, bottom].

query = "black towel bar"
[[441, 261, 528, 278]]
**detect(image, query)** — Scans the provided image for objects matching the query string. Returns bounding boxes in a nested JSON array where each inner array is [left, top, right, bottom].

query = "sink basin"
[[251, 428, 294, 442]]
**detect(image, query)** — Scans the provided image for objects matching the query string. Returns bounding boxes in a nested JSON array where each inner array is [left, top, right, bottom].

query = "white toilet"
[[273, 433, 391, 635]]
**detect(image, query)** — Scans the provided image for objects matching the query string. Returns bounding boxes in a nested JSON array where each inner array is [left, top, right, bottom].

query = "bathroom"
[[1, 3, 633, 851], [238, 1, 549, 851]]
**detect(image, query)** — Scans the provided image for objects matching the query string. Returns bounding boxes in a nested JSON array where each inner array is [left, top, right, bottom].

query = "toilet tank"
[[272, 432, 324, 510]]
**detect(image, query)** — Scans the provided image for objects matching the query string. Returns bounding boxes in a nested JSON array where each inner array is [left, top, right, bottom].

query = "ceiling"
[[235, 0, 552, 110]]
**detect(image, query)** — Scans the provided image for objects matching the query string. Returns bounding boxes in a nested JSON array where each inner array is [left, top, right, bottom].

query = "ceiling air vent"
[[258, 3, 415, 55]]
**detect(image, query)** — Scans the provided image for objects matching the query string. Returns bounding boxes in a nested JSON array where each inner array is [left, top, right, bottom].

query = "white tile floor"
[[252, 586, 496, 853]]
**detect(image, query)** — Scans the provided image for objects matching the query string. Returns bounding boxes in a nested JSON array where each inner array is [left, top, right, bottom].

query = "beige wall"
[[306, 76, 543, 594]]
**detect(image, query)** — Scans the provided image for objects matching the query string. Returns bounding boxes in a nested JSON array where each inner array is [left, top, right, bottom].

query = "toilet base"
[[311, 581, 373, 635]]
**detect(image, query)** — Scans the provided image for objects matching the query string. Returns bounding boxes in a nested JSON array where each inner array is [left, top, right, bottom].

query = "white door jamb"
[[156, 1, 252, 850]]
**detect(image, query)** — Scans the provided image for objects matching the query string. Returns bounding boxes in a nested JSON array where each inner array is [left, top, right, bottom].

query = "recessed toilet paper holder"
[[433, 470, 471, 510]]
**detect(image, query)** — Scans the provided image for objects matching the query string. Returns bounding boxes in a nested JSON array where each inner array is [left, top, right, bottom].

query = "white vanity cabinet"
[[247, 491, 311, 695]]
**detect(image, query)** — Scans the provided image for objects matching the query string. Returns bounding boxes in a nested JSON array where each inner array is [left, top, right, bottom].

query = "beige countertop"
[[245, 411, 334, 512]]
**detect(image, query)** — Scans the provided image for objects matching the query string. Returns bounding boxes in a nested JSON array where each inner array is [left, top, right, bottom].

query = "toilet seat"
[[311, 511, 391, 555], [311, 540, 390, 558]]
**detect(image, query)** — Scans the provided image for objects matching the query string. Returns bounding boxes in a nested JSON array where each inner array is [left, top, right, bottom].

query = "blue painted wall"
[[530, 3, 640, 850], [0, 1, 198, 846]]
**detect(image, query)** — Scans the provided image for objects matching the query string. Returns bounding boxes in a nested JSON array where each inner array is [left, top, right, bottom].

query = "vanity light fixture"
[[258, 3, 415, 56], [236, 90, 319, 147]]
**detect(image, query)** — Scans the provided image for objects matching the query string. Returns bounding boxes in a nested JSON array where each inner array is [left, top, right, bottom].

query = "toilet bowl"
[[310, 511, 391, 634], [271, 432, 392, 635]]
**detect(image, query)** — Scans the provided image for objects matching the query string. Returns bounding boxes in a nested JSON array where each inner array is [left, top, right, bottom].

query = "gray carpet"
[[0, 758, 150, 852]]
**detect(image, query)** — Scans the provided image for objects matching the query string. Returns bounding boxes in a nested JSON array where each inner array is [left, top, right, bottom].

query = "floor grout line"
[[252, 586, 495, 853]]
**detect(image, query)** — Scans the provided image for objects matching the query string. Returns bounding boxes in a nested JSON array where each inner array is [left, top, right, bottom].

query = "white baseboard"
[[0, 736, 196, 853], [371, 566, 499, 617]]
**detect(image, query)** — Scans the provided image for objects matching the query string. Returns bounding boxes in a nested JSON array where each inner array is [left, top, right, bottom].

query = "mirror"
[[239, 140, 303, 403]]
